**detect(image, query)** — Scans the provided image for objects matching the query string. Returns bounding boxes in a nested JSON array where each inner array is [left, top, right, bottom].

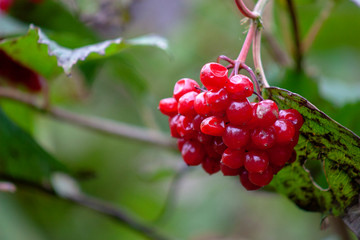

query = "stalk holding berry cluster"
[[159, 0, 304, 190]]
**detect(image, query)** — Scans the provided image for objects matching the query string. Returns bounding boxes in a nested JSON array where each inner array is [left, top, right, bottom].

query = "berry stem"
[[240, 63, 263, 101], [236, 23, 256, 63], [234, 0, 260, 19], [217, 55, 235, 65]]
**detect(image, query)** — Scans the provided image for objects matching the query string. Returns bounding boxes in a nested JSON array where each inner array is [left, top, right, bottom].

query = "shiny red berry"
[[181, 140, 206, 166], [177, 138, 186, 151], [254, 100, 279, 127], [244, 150, 269, 173], [194, 92, 211, 116], [202, 157, 221, 175], [200, 62, 228, 90], [212, 137, 227, 155], [159, 97, 178, 116], [250, 126, 276, 149], [200, 116, 226, 136], [221, 148, 245, 169], [268, 146, 293, 166], [226, 74, 254, 100], [192, 114, 206, 131], [279, 109, 304, 131], [168, 115, 181, 138], [273, 119, 296, 144], [248, 167, 274, 186], [177, 116, 196, 139], [205, 88, 230, 113], [220, 163, 240, 176], [226, 99, 253, 125], [173, 78, 200, 101], [239, 168, 261, 190], [222, 124, 250, 149]]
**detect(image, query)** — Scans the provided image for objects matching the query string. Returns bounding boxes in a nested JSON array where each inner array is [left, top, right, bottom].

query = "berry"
[[194, 92, 211, 116], [288, 150, 297, 163], [279, 109, 304, 131], [177, 115, 196, 139], [173, 78, 200, 101], [270, 164, 284, 175], [220, 163, 240, 176], [181, 140, 206, 166], [221, 148, 245, 169], [239, 168, 261, 190], [200, 116, 226, 136], [226, 99, 253, 125], [273, 119, 295, 144], [202, 157, 221, 175], [212, 137, 227, 155], [222, 124, 250, 149], [244, 150, 269, 173], [254, 100, 279, 126], [249, 167, 274, 186], [192, 114, 205, 131], [168, 115, 181, 138], [251, 126, 276, 149], [196, 131, 213, 144], [178, 91, 198, 117], [177, 138, 186, 151], [226, 74, 254, 99], [205, 88, 230, 113], [268, 146, 292, 166], [159, 97, 178, 116], [200, 62, 228, 90]]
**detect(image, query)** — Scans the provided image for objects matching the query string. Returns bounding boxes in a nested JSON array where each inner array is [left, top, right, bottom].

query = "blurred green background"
[[1, 0, 360, 239]]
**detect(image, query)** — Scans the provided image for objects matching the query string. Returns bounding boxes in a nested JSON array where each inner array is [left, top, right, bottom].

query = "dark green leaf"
[[0, 108, 67, 183], [264, 87, 360, 216]]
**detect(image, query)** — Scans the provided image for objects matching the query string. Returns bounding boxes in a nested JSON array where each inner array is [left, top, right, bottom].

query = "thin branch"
[[235, 0, 260, 19], [0, 87, 177, 150], [0, 174, 170, 240], [285, 0, 303, 72], [303, 0, 335, 53]]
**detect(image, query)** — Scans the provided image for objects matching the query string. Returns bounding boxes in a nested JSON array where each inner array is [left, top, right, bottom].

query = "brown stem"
[[285, 0, 303, 72], [234, 0, 259, 19], [0, 174, 170, 240], [0, 87, 177, 150]]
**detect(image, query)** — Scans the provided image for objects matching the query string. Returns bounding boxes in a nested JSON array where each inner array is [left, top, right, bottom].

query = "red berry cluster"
[[159, 62, 303, 191]]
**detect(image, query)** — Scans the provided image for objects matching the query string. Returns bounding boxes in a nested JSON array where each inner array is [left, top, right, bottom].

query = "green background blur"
[[1, 0, 360, 239]]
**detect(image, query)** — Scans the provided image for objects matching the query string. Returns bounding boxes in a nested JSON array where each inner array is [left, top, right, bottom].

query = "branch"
[[285, 0, 303, 72], [0, 87, 177, 150], [303, 0, 335, 53], [235, 0, 259, 19], [0, 174, 170, 240]]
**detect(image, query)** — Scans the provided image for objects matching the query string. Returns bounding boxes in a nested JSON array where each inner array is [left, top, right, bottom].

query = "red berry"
[[200, 62, 228, 90], [226, 74, 254, 100], [273, 119, 296, 144], [205, 88, 230, 113], [194, 92, 211, 116], [270, 164, 284, 175], [196, 131, 213, 144], [200, 116, 226, 136], [205, 143, 222, 159], [169, 115, 181, 138], [177, 116, 196, 139], [221, 148, 245, 169], [212, 136, 227, 155], [249, 167, 274, 186], [268, 146, 292, 166], [181, 140, 206, 166], [279, 109, 304, 131], [226, 99, 253, 125], [159, 97, 178, 116], [173, 78, 200, 101], [220, 163, 240, 176], [192, 114, 205, 131], [222, 124, 250, 149], [177, 138, 186, 151], [254, 100, 279, 126], [250, 126, 276, 149], [288, 131, 300, 148], [244, 150, 269, 173], [178, 91, 198, 117], [239, 168, 261, 190], [202, 157, 221, 175]]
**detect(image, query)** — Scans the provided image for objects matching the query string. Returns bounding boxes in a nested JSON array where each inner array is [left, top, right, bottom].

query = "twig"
[[303, 0, 335, 53], [285, 0, 303, 72], [235, 0, 260, 19], [0, 174, 170, 240], [0, 87, 177, 150]]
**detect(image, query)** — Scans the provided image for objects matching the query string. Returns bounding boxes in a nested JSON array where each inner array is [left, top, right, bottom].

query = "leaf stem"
[[0, 87, 177, 150], [234, 0, 260, 19]]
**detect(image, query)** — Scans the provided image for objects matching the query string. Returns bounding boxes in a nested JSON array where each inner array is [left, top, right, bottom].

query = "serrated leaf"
[[0, 108, 67, 183], [0, 25, 168, 78], [264, 87, 360, 216]]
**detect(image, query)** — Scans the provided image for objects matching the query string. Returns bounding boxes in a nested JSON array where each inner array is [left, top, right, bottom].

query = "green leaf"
[[0, 108, 67, 183], [0, 25, 168, 79], [264, 87, 360, 216]]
